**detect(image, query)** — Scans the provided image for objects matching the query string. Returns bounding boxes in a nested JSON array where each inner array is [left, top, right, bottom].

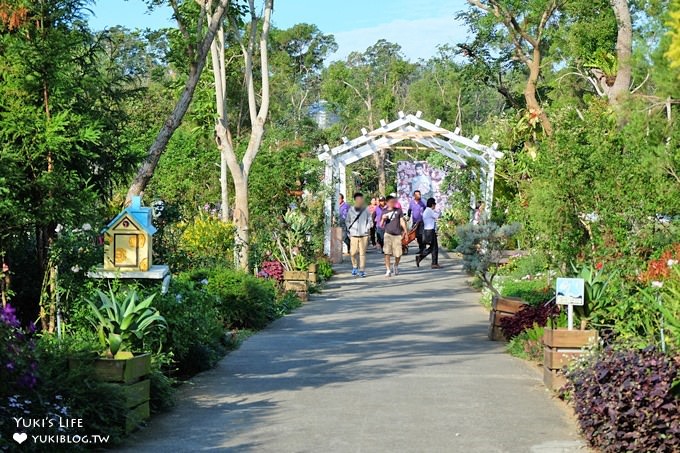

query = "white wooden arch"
[[318, 111, 503, 255]]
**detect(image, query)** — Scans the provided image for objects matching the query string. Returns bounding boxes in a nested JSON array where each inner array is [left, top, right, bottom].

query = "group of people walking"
[[339, 190, 441, 278]]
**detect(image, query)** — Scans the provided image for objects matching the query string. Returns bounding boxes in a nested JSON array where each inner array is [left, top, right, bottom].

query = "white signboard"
[[556, 278, 585, 306]]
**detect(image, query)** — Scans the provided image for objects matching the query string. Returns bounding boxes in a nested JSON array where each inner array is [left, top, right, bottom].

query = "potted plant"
[[455, 222, 523, 340], [274, 210, 315, 301], [79, 288, 166, 431]]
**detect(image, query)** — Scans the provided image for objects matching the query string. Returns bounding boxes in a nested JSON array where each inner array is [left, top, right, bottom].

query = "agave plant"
[[87, 289, 166, 359], [571, 262, 614, 326], [274, 209, 315, 271]]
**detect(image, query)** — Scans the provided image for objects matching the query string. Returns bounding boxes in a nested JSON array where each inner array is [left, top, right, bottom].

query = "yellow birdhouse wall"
[[103, 215, 153, 272]]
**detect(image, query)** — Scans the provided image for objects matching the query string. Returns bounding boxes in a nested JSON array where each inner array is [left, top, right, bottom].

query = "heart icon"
[[13, 433, 27, 444]]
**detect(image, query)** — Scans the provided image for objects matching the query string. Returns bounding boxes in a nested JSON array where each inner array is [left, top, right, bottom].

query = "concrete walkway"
[[119, 250, 585, 453]]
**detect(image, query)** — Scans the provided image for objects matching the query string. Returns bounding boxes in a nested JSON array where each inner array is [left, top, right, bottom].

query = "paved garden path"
[[120, 250, 585, 453]]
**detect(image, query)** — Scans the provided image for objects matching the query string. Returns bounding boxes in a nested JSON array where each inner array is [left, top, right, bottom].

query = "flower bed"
[[562, 347, 680, 453]]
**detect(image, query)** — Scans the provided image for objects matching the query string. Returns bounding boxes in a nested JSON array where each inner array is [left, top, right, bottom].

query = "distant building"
[[309, 100, 339, 129]]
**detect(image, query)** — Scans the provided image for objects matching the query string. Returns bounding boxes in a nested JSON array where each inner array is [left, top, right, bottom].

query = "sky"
[[88, 0, 471, 62]]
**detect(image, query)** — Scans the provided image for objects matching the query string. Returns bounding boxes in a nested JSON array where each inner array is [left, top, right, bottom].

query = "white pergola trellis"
[[318, 111, 503, 255]]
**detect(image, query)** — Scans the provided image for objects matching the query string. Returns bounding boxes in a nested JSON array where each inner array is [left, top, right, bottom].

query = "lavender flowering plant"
[[0, 304, 38, 393]]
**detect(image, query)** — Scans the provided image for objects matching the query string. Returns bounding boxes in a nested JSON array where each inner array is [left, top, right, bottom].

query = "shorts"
[[383, 233, 403, 258]]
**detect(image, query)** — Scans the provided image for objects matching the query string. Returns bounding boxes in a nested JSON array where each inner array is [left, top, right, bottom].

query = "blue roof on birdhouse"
[[104, 196, 157, 235]]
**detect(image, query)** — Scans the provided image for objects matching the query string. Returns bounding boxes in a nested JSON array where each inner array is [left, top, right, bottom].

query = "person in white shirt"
[[416, 198, 441, 269]]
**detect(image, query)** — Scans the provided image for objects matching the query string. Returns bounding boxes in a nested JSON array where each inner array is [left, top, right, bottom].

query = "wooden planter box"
[[284, 271, 309, 302], [307, 263, 317, 283], [543, 329, 598, 390], [91, 353, 151, 383], [70, 353, 151, 433], [488, 296, 526, 341], [284, 271, 308, 281]]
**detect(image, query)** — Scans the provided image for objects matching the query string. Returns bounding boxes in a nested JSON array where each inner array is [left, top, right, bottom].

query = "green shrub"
[[149, 353, 176, 414], [455, 222, 521, 295], [145, 277, 226, 375], [316, 259, 334, 282], [501, 252, 549, 278], [507, 324, 545, 362], [501, 279, 552, 305], [275, 291, 303, 317], [206, 267, 277, 330], [438, 209, 464, 250], [178, 214, 235, 270], [479, 287, 494, 310]]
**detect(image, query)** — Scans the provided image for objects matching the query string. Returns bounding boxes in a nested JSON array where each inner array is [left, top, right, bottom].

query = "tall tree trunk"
[[373, 150, 387, 194], [220, 152, 230, 221], [126, 0, 232, 203], [235, 124, 265, 268], [37, 225, 49, 332], [48, 265, 57, 332], [525, 48, 553, 136], [208, 0, 273, 270], [609, 0, 633, 107], [41, 24, 56, 331], [232, 177, 250, 269], [209, 22, 230, 222]]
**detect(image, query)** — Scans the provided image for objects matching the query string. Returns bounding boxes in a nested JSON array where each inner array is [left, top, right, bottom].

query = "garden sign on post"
[[317, 111, 502, 255], [556, 277, 585, 330]]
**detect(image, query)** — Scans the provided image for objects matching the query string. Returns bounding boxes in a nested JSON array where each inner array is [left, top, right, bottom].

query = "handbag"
[[402, 222, 420, 246]]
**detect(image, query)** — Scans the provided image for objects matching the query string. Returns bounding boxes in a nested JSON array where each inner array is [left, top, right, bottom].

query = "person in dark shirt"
[[416, 197, 442, 269], [381, 195, 408, 277], [374, 196, 387, 253]]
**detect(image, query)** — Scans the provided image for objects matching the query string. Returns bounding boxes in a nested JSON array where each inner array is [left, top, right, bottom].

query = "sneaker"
[[393, 266, 399, 276], [385, 269, 392, 278], [359, 271, 366, 278], [351, 268, 358, 277], [431, 264, 442, 269]]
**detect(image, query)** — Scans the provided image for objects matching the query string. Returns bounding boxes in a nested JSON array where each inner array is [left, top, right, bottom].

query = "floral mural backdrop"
[[396, 161, 450, 210]]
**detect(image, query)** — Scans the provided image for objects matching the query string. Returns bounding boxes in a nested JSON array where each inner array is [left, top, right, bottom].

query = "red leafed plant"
[[499, 303, 561, 339], [257, 260, 285, 283], [563, 347, 680, 453], [638, 244, 680, 284]]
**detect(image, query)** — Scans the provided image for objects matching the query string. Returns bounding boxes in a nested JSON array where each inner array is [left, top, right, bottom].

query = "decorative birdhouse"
[[103, 196, 157, 272]]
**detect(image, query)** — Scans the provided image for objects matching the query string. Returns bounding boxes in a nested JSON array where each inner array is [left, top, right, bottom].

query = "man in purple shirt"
[[339, 194, 350, 252], [339, 194, 350, 220], [408, 190, 427, 255]]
